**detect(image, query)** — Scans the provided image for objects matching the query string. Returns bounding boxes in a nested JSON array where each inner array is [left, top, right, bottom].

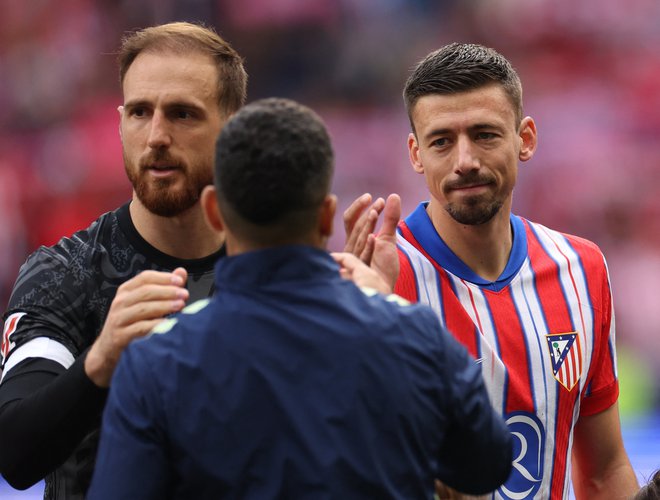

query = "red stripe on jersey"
[[397, 222, 481, 358], [563, 233, 618, 414], [2, 313, 24, 360], [395, 246, 419, 303], [485, 287, 535, 415], [525, 222, 582, 499], [525, 222, 574, 334]]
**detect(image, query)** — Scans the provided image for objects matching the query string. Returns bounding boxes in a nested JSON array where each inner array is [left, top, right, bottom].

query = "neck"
[[427, 200, 513, 282], [223, 232, 326, 257], [130, 195, 224, 259]]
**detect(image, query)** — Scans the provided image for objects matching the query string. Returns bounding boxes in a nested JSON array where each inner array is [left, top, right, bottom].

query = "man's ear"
[[519, 116, 538, 162], [201, 185, 224, 233], [117, 105, 124, 143], [408, 133, 424, 174], [320, 194, 337, 239]]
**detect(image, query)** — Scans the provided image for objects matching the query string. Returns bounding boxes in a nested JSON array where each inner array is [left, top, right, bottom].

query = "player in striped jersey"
[[344, 43, 638, 499]]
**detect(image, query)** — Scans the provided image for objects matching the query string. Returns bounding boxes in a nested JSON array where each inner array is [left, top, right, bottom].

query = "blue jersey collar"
[[403, 202, 527, 291]]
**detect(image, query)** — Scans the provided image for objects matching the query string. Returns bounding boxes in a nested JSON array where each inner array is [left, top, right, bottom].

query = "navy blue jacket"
[[88, 246, 512, 499]]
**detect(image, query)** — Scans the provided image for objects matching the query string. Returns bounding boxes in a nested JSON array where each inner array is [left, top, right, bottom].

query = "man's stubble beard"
[[444, 197, 503, 226]]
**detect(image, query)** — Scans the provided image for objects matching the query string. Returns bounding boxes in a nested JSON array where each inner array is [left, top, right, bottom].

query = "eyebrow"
[[423, 123, 504, 141], [123, 99, 205, 112]]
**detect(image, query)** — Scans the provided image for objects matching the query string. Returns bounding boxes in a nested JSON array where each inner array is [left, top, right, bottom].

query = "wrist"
[[83, 344, 113, 388]]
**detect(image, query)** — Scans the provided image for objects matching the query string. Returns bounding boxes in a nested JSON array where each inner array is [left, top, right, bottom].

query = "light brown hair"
[[118, 21, 247, 114]]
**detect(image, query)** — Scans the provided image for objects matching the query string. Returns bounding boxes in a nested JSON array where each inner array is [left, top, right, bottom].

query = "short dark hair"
[[118, 21, 247, 115], [634, 469, 660, 500], [214, 98, 334, 244], [403, 43, 523, 132]]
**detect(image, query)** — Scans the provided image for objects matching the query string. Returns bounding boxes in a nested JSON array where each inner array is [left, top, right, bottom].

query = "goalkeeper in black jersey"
[[0, 21, 247, 500]]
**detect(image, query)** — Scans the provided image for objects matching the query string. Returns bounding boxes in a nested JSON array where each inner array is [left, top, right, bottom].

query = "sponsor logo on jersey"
[[1, 312, 27, 364], [499, 412, 545, 500], [546, 332, 582, 391]]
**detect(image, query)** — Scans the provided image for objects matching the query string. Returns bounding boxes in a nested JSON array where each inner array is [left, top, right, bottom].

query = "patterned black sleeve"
[[2, 218, 120, 364]]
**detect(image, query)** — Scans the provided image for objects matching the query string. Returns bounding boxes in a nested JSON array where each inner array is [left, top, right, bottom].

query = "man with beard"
[[344, 43, 639, 499], [0, 22, 247, 500]]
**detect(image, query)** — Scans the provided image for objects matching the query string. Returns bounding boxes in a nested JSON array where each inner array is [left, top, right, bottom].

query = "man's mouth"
[[144, 164, 181, 177]]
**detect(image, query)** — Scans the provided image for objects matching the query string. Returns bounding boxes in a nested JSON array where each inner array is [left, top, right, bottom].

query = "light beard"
[[124, 154, 213, 217]]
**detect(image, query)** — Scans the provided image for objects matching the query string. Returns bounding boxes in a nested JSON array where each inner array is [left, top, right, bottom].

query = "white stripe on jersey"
[[530, 223, 595, 392], [397, 237, 444, 320], [602, 257, 618, 379], [0, 337, 75, 382], [445, 274, 507, 412]]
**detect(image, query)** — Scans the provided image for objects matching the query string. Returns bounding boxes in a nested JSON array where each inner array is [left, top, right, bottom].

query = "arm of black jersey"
[[0, 350, 108, 489]]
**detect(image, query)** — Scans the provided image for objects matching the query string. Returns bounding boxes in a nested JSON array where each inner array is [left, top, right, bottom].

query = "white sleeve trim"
[[1, 338, 75, 382]]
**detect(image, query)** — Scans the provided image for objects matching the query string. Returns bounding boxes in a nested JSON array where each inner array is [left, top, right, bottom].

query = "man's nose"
[[147, 111, 172, 149], [455, 136, 479, 173]]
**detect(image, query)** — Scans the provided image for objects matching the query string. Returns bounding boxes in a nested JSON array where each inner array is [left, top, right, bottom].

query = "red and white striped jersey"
[[395, 203, 619, 500]]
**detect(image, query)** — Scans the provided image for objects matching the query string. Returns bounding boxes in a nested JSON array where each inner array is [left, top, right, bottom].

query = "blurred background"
[[1, 0, 659, 497]]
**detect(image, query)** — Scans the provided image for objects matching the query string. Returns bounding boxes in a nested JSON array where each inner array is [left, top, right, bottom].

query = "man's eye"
[[432, 138, 448, 147], [175, 109, 194, 119], [131, 108, 146, 117], [477, 132, 496, 140]]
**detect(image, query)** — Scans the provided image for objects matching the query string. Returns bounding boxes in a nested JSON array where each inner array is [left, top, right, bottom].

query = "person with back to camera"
[[344, 43, 639, 499], [0, 21, 247, 499], [87, 97, 513, 499]]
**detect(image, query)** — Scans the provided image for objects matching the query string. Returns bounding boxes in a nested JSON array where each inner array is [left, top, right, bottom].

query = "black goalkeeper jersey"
[[0, 202, 222, 500]]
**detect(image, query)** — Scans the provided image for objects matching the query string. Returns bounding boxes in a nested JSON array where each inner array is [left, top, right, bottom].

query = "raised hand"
[[343, 193, 401, 292], [84, 267, 189, 387], [343, 193, 385, 263]]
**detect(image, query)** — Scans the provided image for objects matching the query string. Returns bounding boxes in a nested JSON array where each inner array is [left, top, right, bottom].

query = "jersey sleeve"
[[424, 309, 513, 495], [87, 343, 170, 500], [2, 241, 107, 368], [580, 253, 619, 416]]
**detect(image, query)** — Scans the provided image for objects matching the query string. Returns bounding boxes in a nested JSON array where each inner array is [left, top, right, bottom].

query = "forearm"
[[0, 352, 108, 488], [572, 455, 639, 500], [572, 404, 639, 500]]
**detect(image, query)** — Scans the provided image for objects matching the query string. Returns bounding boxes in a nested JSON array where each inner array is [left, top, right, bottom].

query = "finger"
[[114, 283, 189, 308], [116, 318, 172, 347], [349, 205, 380, 256], [343, 193, 372, 235], [330, 251, 363, 272], [359, 233, 375, 264], [344, 198, 384, 256], [172, 267, 188, 284], [114, 297, 187, 327], [378, 193, 402, 241], [343, 195, 383, 252], [118, 269, 187, 291]]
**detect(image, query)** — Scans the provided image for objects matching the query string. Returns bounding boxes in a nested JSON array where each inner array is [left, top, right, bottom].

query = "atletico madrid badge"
[[546, 332, 582, 391]]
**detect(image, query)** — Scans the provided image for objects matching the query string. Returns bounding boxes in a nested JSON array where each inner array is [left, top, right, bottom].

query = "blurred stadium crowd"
[[1, 0, 659, 418]]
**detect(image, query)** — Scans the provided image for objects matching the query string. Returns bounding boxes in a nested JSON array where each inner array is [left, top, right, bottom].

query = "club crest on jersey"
[[2, 312, 27, 364], [546, 332, 582, 391]]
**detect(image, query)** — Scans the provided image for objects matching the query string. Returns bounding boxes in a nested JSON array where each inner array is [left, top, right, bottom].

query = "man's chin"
[[138, 193, 199, 218], [445, 203, 502, 226]]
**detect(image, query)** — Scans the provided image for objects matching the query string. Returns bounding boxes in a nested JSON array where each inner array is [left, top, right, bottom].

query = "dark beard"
[[445, 198, 503, 225], [125, 152, 213, 217], [443, 172, 502, 225]]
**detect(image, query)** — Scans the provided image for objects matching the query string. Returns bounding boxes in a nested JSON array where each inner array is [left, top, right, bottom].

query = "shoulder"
[[134, 298, 214, 351], [8, 209, 125, 303], [356, 286, 441, 335], [522, 218, 606, 264]]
